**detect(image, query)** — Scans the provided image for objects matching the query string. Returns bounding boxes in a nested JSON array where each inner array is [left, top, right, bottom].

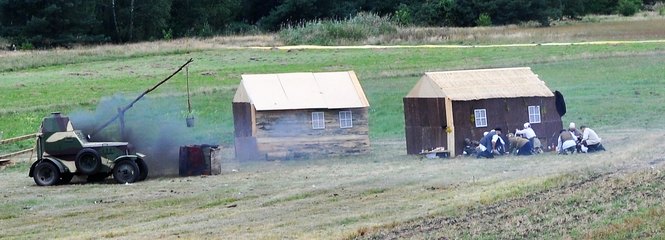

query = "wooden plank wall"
[[452, 97, 563, 154], [254, 108, 368, 138], [237, 107, 370, 160], [403, 96, 563, 155], [232, 102, 254, 137], [403, 97, 447, 154]]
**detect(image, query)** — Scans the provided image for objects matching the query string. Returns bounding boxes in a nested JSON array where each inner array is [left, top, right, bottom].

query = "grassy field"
[[2, 19, 665, 239]]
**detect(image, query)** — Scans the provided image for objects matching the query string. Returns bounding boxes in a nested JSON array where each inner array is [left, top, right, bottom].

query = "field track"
[[245, 39, 665, 50]]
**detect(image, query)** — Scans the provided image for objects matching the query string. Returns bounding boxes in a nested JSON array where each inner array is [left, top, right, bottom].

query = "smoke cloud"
[[69, 93, 219, 176]]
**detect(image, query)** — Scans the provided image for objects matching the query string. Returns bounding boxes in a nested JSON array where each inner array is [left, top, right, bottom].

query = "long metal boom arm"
[[90, 58, 193, 137]]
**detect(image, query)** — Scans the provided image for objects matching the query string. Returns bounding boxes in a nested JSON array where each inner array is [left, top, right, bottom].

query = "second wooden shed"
[[232, 71, 370, 160], [403, 67, 564, 157]]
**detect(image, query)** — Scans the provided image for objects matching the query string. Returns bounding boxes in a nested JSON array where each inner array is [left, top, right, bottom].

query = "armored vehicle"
[[29, 113, 148, 186]]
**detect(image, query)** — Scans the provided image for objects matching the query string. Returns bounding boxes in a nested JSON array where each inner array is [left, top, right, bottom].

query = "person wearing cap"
[[568, 122, 582, 138], [516, 122, 537, 152], [477, 128, 503, 158], [580, 125, 605, 152]]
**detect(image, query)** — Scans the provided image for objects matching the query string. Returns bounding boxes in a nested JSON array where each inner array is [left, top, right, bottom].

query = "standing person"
[[580, 125, 605, 152], [556, 129, 577, 154], [507, 133, 533, 156], [477, 128, 503, 158], [516, 122, 537, 151]]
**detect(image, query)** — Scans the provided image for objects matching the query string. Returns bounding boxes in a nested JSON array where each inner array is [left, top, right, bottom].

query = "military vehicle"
[[29, 112, 148, 186]]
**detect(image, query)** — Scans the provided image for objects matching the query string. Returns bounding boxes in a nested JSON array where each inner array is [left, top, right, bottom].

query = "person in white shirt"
[[556, 129, 577, 154], [477, 128, 504, 158], [516, 122, 537, 152], [580, 125, 605, 152]]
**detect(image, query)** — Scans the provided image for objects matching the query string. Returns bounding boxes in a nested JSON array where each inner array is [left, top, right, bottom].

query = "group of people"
[[465, 122, 605, 159], [556, 122, 606, 154]]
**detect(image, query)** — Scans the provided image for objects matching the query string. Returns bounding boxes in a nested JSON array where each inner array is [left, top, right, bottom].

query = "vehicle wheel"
[[59, 172, 74, 185], [113, 160, 140, 184], [136, 159, 148, 181], [75, 148, 101, 175], [33, 162, 61, 186]]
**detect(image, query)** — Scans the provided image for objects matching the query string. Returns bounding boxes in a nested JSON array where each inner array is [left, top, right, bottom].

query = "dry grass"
[[1, 15, 664, 71], [372, 17, 665, 45], [1, 128, 664, 239], [0, 35, 281, 72]]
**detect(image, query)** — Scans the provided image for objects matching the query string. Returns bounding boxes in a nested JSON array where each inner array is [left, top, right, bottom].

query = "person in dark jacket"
[[477, 128, 503, 158]]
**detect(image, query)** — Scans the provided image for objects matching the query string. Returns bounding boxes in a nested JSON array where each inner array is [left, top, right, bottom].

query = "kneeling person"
[[477, 128, 503, 158], [557, 129, 577, 154], [580, 125, 606, 152], [507, 133, 533, 156]]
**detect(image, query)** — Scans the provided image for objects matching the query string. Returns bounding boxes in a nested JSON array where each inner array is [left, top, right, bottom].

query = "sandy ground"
[[1, 128, 663, 239]]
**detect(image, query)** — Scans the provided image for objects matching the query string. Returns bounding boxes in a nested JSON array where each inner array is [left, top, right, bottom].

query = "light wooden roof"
[[405, 67, 554, 100], [233, 71, 370, 111]]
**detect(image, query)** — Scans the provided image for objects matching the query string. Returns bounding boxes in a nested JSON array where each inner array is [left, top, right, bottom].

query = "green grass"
[[363, 188, 387, 196], [2, 43, 665, 147], [1, 161, 31, 173]]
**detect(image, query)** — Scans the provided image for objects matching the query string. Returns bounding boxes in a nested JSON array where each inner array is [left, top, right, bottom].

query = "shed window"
[[312, 112, 325, 129], [339, 111, 353, 128], [528, 106, 541, 123], [474, 109, 487, 127]]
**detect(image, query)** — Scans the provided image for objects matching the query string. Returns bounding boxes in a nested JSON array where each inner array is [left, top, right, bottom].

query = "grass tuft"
[[261, 191, 320, 207], [363, 188, 387, 196], [199, 197, 238, 209]]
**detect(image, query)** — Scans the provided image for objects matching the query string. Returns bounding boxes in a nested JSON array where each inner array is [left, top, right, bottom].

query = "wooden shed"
[[403, 67, 564, 157], [232, 71, 370, 160]]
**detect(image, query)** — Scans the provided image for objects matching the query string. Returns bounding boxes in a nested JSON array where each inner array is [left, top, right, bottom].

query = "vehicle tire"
[[33, 161, 61, 186], [136, 159, 148, 181], [59, 172, 74, 185], [113, 160, 140, 184], [75, 148, 101, 175]]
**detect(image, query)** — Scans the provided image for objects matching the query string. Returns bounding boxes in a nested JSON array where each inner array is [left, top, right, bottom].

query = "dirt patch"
[[68, 71, 96, 76]]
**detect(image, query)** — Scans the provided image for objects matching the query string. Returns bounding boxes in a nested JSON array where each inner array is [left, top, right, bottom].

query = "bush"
[[394, 4, 412, 26], [616, 0, 641, 16], [19, 42, 34, 50], [475, 13, 492, 27], [278, 12, 397, 45], [659, 4, 665, 16], [162, 29, 173, 40]]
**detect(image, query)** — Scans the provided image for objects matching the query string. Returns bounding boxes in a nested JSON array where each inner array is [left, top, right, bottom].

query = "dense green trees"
[[0, 0, 107, 48], [0, 0, 659, 48]]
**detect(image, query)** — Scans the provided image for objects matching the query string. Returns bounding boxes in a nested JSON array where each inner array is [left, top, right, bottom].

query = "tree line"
[[0, 0, 657, 48]]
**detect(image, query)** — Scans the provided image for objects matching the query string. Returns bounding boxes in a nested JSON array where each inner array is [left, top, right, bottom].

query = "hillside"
[[1, 19, 665, 239]]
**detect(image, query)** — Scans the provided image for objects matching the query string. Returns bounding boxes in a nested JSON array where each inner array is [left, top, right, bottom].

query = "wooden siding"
[[404, 96, 562, 155], [254, 108, 368, 138], [256, 135, 369, 160], [233, 102, 254, 137], [403, 98, 447, 154], [233, 107, 370, 160], [452, 97, 562, 154]]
